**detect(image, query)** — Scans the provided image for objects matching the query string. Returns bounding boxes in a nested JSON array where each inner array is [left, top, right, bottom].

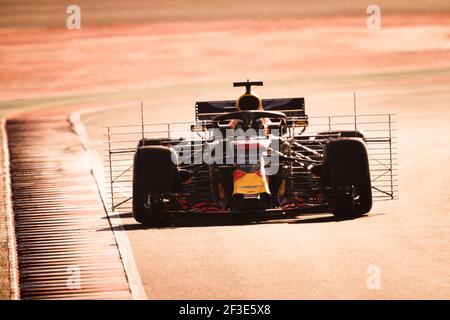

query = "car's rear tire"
[[323, 138, 372, 218], [132, 146, 178, 225]]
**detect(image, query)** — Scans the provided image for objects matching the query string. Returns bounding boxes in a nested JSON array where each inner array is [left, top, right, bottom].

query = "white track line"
[[1, 118, 20, 300], [69, 108, 148, 300]]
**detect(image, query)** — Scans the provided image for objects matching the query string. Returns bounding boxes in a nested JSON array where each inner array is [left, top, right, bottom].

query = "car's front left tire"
[[132, 146, 178, 226]]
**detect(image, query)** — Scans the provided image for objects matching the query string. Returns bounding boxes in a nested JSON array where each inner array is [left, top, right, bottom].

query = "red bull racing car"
[[132, 81, 372, 225]]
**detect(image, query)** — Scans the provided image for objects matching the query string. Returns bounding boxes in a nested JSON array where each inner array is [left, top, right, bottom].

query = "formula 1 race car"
[[130, 80, 375, 226]]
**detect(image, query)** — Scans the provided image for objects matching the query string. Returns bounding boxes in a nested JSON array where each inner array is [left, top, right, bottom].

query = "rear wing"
[[195, 97, 306, 122]]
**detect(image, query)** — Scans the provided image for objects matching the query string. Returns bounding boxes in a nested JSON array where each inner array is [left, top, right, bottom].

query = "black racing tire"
[[323, 138, 372, 218], [137, 138, 163, 148], [138, 137, 182, 148], [132, 146, 178, 225]]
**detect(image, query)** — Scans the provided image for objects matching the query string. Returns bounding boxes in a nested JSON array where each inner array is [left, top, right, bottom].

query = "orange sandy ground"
[[0, 14, 449, 112]]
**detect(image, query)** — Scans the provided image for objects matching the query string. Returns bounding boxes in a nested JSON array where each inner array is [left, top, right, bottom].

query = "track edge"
[[69, 108, 148, 300], [1, 117, 20, 300]]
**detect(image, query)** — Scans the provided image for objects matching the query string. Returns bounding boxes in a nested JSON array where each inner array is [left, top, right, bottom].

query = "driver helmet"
[[237, 92, 262, 111]]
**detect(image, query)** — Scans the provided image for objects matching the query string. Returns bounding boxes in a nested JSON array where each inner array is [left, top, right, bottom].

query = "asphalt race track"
[[82, 79, 450, 299]]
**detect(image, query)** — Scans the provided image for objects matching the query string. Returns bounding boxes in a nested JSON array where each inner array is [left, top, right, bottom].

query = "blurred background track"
[[1, 0, 449, 27]]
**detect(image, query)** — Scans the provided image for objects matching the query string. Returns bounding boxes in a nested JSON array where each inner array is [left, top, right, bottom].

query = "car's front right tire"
[[323, 138, 372, 218]]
